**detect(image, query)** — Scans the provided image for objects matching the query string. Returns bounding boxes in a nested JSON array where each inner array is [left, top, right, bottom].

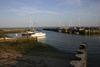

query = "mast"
[[78, 18, 81, 28], [71, 20, 73, 27], [59, 19, 61, 28], [30, 15, 31, 29], [36, 14, 37, 30]]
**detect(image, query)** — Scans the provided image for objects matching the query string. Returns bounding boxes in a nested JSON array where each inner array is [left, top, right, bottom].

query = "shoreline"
[[0, 38, 75, 67]]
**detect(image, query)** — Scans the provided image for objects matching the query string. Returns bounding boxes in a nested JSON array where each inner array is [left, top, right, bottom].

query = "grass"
[[1, 29, 34, 34], [0, 38, 75, 61], [0, 38, 61, 53]]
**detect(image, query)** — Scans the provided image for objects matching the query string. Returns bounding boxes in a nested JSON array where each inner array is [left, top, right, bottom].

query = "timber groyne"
[[69, 43, 88, 67]]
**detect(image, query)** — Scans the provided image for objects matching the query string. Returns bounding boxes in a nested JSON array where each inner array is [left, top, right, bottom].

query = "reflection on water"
[[37, 36, 46, 43], [37, 31, 100, 67], [7, 33, 22, 38]]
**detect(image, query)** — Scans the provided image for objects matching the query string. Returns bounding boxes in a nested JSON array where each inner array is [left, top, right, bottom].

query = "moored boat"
[[31, 32, 46, 37], [22, 15, 34, 36], [31, 14, 46, 37], [22, 31, 35, 36], [74, 32, 79, 35]]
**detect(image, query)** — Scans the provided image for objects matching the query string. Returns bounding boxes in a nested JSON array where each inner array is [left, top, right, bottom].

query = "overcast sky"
[[0, 0, 100, 27]]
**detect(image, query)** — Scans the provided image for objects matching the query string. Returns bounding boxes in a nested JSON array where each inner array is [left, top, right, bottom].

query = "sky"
[[0, 0, 100, 27]]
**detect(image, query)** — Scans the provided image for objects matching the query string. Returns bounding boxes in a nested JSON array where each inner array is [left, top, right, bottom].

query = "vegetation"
[[4, 29, 26, 34], [0, 38, 61, 53], [0, 29, 33, 34]]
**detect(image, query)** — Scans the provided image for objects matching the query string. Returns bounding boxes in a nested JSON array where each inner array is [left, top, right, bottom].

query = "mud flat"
[[0, 38, 75, 67]]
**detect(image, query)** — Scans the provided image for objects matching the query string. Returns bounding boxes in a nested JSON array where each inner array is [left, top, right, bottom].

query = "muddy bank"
[[0, 38, 75, 67], [13, 48, 75, 67], [0, 48, 22, 67]]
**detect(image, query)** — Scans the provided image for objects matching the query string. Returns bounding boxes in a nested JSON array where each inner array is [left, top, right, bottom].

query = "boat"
[[22, 31, 35, 36], [74, 32, 79, 35], [22, 15, 34, 36], [58, 19, 62, 33], [31, 32, 46, 37], [31, 14, 46, 37], [58, 29, 62, 32]]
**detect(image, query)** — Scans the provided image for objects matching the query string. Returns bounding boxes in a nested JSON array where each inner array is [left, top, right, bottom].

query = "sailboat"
[[22, 15, 35, 36], [31, 14, 46, 37], [58, 19, 62, 32]]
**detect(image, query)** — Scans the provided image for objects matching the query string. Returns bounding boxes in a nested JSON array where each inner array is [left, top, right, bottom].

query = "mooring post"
[[36, 37, 37, 41], [4, 37, 5, 42], [27, 36, 28, 41], [15, 34, 18, 42]]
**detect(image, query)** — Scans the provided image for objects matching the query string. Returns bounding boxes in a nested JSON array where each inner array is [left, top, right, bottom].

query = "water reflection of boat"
[[37, 36, 46, 42], [37, 36, 46, 39]]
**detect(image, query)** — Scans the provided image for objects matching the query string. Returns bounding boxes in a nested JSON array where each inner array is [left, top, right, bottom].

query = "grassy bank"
[[0, 29, 34, 34], [0, 37, 74, 55], [0, 38, 37, 53]]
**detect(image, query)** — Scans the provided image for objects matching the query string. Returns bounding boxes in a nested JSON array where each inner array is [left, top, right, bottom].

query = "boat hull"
[[22, 34, 32, 36], [22, 32, 35, 36], [31, 32, 46, 37]]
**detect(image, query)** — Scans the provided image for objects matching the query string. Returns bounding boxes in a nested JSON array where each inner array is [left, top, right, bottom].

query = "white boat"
[[31, 14, 46, 37], [31, 32, 46, 37], [74, 32, 79, 35], [58, 29, 62, 32]]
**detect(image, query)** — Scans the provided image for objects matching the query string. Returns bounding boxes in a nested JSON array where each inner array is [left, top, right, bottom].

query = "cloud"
[[58, 0, 81, 6], [0, 0, 57, 15], [7, 7, 20, 12], [76, 0, 81, 3], [43, 11, 57, 14], [11, 0, 27, 7], [4, 6, 57, 15]]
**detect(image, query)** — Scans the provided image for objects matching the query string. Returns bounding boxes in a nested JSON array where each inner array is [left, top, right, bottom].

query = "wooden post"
[[4, 36, 5, 42], [36, 37, 37, 41], [15, 34, 18, 42], [27, 36, 28, 41], [3, 32, 5, 42]]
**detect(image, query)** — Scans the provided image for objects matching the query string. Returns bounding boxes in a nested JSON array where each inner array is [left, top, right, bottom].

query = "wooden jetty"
[[69, 43, 88, 67]]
